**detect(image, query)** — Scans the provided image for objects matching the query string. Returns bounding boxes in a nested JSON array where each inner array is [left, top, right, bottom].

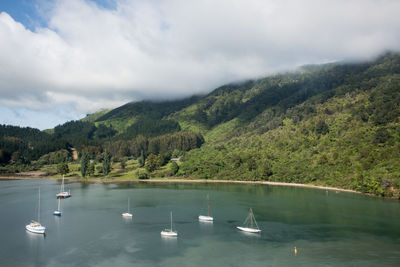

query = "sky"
[[1, 0, 400, 130]]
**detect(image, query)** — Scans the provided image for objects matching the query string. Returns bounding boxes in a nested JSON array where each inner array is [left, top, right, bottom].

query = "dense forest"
[[1, 52, 400, 197]]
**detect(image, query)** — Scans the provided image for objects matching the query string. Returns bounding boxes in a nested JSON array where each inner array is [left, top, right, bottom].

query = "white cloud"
[[0, 0, 400, 125]]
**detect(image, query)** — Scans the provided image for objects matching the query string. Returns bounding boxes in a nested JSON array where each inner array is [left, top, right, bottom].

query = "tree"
[[373, 127, 391, 144], [137, 169, 149, 179], [145, 153, 162, 172], [80, 150, 90, 177], [262, 162, 273, 179], [57, 162, 69, 175], [0, 149, 10, 164], [247, 157, 257, 171], [170, 161, 179, 175], [102, 151, 112, 177], [315, 119, 329, 135], [138, 150, 145, 167], [11, 151, 21, 163], [88, 163, 95, 176]]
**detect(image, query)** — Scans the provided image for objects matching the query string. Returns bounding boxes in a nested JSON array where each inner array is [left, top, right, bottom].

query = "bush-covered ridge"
[[1, 52, 400, 197], [178, 53, 400, 197]]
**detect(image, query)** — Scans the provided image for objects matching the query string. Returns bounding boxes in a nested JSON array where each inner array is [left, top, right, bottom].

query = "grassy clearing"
[[38, 158, 181, 182]]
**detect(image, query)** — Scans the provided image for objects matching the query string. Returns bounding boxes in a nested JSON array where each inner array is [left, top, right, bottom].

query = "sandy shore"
[[137, 179, 360, 194], [0, 176, 359, 194]]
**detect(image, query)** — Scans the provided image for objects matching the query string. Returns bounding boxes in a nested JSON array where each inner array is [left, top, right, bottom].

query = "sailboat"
[[198, 194, 213, 222], [26, 188, 46, 234], [56, 175, 71, 198], [53, 198, 62, 216], [122, 197, 133, 218], [236, 208, 261, 233], [161, 212, 178, 237]]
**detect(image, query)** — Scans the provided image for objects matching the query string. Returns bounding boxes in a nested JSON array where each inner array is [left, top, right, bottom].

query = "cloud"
[[1, 0, 400, 119]]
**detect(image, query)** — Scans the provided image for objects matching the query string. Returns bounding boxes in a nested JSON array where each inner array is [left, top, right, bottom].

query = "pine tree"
[[88, 163, 95, 176], [138, 150, 145, 167], [80, 150, 90, 177], [102, 151, 112, 177]]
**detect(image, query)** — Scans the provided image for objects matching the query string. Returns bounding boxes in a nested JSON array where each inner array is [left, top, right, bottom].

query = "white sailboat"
[[236, 208, 261, 233], [26, 188, 46, 234], [122, 197, 133, 218], [53, 198, 62, 216], [198, 194, 213, 222], [161, 212, 178, 237], [56, 175, 71, 198]]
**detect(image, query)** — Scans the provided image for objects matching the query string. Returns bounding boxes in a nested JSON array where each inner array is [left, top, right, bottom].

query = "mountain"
[[1, 52, 400, 197], [177, 53, 400, 197]]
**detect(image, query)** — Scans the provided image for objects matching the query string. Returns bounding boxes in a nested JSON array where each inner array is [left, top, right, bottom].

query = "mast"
[[38, 188, 41, 223], [207, 194, 210, 217], [61, 175, 64, 193], [170, 212, 173, 231], [128, 197, 130, 213], [58, 198, 61, 211], [250, 208, 253, 229]]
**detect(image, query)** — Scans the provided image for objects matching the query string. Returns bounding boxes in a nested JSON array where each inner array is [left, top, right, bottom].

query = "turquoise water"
[[0, 179, 399, 266]]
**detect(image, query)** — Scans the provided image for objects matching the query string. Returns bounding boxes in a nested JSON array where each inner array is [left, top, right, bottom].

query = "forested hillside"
[[178, 53, 400, 197], [1, 52, 400, 197]]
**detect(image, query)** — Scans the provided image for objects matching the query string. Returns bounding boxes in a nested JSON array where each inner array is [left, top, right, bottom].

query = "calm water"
[[0, 179, 400, 266]]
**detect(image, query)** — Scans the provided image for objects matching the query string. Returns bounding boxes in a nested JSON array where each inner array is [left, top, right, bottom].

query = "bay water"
[[0, 179, 399, 266]]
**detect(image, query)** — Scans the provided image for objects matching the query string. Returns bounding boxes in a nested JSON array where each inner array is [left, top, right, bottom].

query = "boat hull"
[[236, 226, 261, 233], [161, 230, 178, 237], [53, 210, 62, 216], [26, 224, 46, 234], [198, 215, 214, 222], [122, 212, 133, 218], [56, 192, 71, 198]]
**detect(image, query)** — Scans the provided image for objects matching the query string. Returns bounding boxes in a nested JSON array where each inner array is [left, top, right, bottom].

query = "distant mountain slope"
[[96, 96, 200, 122], [81, 109, 110, 123], [83, 53, 399, 139]]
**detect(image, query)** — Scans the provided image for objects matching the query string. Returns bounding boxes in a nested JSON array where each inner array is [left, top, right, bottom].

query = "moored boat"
[[56, 175, 71, 198], [236, 208, 261, 233], [26, 188, 46, 234], [199, 194, 213, 222], [53, 197, 62, 216], [161, 212, 178, 237], [122, 197, 133, 218]]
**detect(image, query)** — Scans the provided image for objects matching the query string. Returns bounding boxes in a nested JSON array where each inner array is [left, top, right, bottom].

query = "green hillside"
[[177, 53, 400, 197], [1, 52, 400, 197]]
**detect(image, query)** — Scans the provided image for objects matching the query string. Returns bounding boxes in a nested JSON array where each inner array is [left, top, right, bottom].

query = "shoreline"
[[0, 176, 359, 194], [137, 179, 361, 194]]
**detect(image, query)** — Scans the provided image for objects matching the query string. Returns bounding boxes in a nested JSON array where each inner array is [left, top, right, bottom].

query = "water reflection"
[[199, 220, 213, 236], [237, 230, 262, 238], [199, 220, 213, 225], [161, 235, 178, 243], [26, 230, 45, 243], [53, 215, 61, 235], [122, 217, 133, 224]]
